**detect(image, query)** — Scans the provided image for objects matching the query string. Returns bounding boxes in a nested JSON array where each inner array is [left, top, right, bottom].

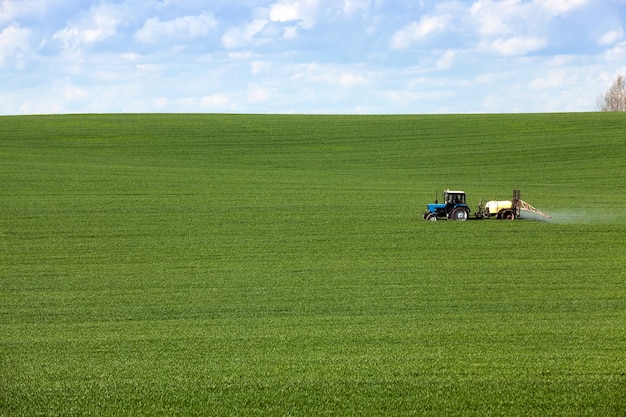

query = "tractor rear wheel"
[[449, 208, 469, 221]]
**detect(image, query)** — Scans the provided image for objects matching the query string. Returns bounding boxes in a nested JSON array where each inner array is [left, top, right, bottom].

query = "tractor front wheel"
[[449, 208, 469, 221]]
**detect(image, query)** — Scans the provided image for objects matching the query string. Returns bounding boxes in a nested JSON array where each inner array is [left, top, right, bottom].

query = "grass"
[[1, 113, 625, 416]]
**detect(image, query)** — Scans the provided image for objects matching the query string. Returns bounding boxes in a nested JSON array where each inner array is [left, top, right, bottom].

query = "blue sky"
[[1, 0, 625, 114]]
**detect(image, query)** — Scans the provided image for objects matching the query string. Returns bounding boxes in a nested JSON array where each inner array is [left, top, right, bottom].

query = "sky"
[[1, 0, 625, 115]]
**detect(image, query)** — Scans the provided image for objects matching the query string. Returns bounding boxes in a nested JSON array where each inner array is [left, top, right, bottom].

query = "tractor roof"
[[444, 189, 465, 194]]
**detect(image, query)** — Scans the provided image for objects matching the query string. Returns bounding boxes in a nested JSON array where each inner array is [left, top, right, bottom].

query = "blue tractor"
[[423, 189, 470, 221]]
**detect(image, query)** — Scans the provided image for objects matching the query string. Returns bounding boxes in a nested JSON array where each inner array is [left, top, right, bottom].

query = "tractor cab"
[[444, 190, 466, 206]]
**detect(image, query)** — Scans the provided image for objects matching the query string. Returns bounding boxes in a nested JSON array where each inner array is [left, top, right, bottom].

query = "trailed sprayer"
[[423, 189, 551, 221]]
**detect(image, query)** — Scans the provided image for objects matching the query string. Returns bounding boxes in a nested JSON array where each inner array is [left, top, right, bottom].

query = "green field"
[[1, 113, 625, 416]]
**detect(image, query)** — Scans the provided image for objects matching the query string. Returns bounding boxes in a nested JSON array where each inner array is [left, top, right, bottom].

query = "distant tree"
[[597, 74, 626, 111]]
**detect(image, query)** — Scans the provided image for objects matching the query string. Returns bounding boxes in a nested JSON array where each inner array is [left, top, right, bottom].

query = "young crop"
[[1, 113, 625, 416]]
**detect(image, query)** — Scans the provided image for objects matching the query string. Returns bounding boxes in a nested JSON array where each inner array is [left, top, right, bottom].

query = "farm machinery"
[[422, 189, 551, 221], [422, 189, 471, 221]]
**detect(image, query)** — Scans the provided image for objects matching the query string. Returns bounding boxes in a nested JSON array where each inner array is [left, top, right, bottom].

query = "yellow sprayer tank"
[[484, 200, 513, 215]]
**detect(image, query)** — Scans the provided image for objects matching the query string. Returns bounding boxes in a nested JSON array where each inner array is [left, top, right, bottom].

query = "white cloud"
[[221, 19, 267, 49], [465, 0, 572, 56], [337, 72, 368, 87], [598, 28, 624, 46], [385, 88, 452, 107], [0, 0, 622, 115], [221, 0, 325, 50], [61, 83, 88, 101], [391, 14, 452, 49], [251, 60, 271, 75], [0, 23, 31, 66], [540, 0, 588, 15], [390, 1, 555, 59], [201, 93, 231, 107], [490, 36, 546, 56], [269, 0, 321, 29], [18, 96, 67, 115], [122, 52, 141, 62], [469, 0, 588, 37], [135, 12, 218, 44], [530, 70, 566, 89], [292, 62, 370, 88], [436, 49, 456, 69], [247, 84, 277, 103], [603, 41, 626, 62], [52, 2, 122, 49], [0, 0, 46, 24], [470, 0, 521, 37], [342, 0, 372, 15], [283, 25, 299, 39], [155, 97, 168, 108]]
